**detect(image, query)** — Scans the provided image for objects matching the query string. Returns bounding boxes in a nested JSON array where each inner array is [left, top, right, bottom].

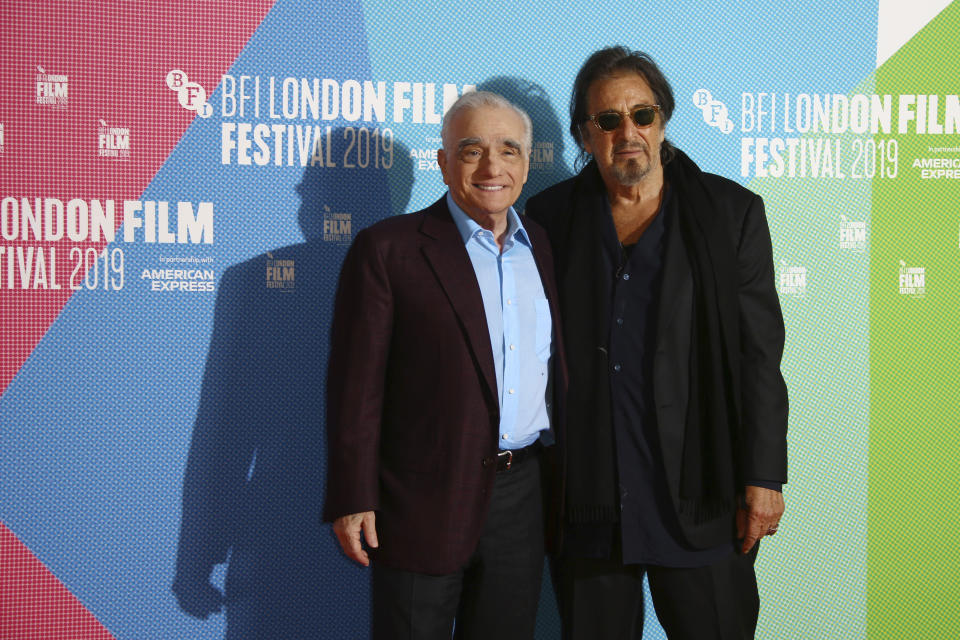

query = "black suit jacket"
[[527, 166, 787, 549], [323, 196, 565, 574]]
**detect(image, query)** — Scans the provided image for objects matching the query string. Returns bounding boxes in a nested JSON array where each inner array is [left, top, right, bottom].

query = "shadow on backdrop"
[[477, 76, 573, 215], [173, 127, 414, 639]]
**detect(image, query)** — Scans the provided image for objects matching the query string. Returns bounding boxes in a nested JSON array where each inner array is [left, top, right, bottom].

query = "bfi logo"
[[166, 69, 213, 117], [693, 89, 733, 134]]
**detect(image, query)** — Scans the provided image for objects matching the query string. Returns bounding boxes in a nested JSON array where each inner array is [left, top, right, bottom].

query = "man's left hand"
[[736, 485, 784, 554]]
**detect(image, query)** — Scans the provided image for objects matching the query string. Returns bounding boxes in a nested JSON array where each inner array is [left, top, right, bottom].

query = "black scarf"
[[561, 150, 742, 526]]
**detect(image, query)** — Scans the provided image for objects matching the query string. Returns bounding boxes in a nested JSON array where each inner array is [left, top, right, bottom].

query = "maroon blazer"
[[323, 196, 564, 575]]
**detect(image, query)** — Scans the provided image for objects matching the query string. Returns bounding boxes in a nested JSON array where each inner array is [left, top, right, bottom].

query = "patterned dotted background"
[[7, 0, 954, 638]]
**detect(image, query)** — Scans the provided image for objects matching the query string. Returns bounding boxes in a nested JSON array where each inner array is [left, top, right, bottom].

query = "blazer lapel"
[[419, 198, 499, 408]]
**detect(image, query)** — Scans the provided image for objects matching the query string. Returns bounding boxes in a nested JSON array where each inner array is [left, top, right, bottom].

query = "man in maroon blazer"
[[323, 91, 563, 640]]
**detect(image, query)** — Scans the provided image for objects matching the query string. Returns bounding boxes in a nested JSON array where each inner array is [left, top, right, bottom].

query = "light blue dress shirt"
[[446, 192, 552, 449]]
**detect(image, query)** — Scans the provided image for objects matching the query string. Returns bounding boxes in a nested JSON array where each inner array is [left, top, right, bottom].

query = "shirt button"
[[508, 388, 515, 394], [507, 299, 512, 305], [509, 344, 515, 350], [616, 318, 624, 326], [613, 363, 622, 372], [502, 433, 509, 440], [622, 273, 631, 281]]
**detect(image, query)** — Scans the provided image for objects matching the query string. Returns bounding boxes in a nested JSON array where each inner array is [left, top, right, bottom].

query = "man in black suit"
[[525, 47, 788, 639]]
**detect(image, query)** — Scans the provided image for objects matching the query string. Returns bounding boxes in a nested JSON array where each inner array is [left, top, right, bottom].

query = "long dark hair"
[[569, 46, 676, 169]]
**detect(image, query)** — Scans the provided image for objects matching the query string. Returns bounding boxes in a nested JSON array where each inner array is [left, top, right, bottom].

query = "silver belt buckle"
[[498, 449, 513, 470]]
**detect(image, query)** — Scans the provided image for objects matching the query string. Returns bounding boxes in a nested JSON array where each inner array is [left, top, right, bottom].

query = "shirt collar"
[[446, 192, 531, 248]]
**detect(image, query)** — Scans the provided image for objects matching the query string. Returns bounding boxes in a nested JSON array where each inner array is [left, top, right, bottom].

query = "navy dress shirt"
[[602, 187, 736, 567]]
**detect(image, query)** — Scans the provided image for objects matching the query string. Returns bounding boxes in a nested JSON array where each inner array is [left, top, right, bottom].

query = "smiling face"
[[438, 104, 530, 222], [581, 72, 665, 188]]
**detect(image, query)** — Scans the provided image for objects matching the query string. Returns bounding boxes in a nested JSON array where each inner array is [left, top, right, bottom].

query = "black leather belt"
[[482, 440, 542, 472]]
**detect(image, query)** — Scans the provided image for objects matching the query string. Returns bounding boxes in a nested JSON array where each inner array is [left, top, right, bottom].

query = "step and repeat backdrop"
[[2, 1, 959, 638]]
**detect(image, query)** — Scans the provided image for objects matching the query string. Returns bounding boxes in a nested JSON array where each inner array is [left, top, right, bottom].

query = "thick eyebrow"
[[456, 137, 524, 153], [502, 138, 523, 152], [456, 137, 482, 151]]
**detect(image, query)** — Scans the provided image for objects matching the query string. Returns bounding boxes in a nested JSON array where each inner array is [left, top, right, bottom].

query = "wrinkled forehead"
[[444, 105, 529, 150]]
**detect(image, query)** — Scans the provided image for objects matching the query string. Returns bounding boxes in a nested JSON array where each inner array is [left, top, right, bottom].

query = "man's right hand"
[[333, 511, 379, 566]]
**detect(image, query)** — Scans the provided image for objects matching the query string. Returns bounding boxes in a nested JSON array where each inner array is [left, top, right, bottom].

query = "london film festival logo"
[[36, 66, 68, 107], [778, 260, 807, 297], [166, 69, 213, 118], [98, 119, 130, 160], [265, 251, 295, 291], [898, 260, 925, 297], [323, 205, 352, 243], [693, 89, 734, 134], [530, 141, 555, 171], [839, 214, 867, 251]]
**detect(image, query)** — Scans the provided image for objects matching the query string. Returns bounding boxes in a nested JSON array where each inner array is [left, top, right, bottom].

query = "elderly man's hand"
[[736, 485, 784, 554], [333, 511, 379, 566]]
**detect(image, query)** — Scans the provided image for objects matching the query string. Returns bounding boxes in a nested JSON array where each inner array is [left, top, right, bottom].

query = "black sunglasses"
[[587, 105, 661, 132]]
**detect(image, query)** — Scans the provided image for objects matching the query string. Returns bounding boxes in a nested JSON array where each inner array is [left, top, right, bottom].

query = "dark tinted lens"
[[631, 107, 657, 126], [594, 112, 623, 131]]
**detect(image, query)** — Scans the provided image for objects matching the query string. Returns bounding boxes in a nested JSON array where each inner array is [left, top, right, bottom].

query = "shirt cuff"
[[746, 480, 782, 492]]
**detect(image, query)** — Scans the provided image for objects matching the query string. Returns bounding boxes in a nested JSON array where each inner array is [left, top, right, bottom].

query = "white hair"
[[440, 90, 533, 153]]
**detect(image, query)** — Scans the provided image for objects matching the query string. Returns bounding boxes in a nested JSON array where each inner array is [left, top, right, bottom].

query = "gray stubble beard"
[[611, 156, 651, 186]]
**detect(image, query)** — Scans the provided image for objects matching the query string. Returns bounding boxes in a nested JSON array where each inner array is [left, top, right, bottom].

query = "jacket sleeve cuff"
[[745, 480, 782, 492]]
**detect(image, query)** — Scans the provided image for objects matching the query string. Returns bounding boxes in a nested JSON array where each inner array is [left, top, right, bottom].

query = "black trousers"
[[558, 545, 759, 640], [372, 454, 544, 640]]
